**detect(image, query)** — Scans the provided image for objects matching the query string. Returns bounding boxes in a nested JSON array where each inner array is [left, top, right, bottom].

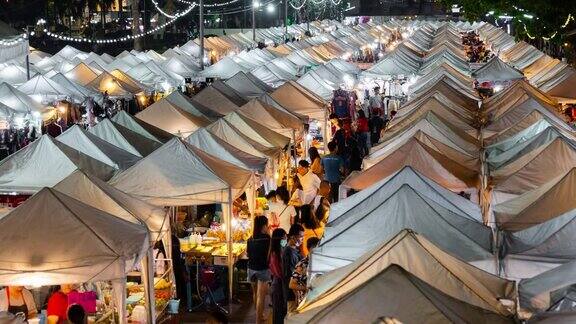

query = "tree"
[[131, 0, 144, 50]]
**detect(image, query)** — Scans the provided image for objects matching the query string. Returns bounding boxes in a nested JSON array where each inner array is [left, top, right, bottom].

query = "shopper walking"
[[247, 216, 271, 324], [283, 224, 304, 313], [322, 142, 345, 203], [269, 228, 288, 324]]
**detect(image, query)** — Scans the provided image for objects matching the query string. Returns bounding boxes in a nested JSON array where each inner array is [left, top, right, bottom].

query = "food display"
[[211, 243, 247, 257], [205, 218, 252, 242], [126, 278, 174, 315]]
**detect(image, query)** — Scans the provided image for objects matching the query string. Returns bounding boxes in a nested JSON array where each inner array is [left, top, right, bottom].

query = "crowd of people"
[[463, 31, 492, 63], [244, 82, 403, 323]]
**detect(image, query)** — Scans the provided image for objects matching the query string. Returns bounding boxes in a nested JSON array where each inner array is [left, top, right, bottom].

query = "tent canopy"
[[111, 110, 174, 144], [89, 118, 163, 157], [293, 230, 516, 323], [0, 187, 148, 285], [185, 127, 267, 172], [57, 125, 141, 170], [54, 170, 168, 243], [314, 166, 490, 274], [0, 135, 116, 193], [473, 57, 524, 82], [224, 71, 273, 98], [136, 95, 211, 136], [271, 81, 327, 121], [110, 138, 253, 206]]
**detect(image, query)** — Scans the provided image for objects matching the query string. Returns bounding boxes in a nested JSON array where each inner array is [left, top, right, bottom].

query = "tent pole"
[[324, 107, 329, 154], [252, 1, 256, 42], [199, 0, 204, 70], [284, 0, 288, 42], [143, 248, 157, 323], [227, 187, 234, 312]]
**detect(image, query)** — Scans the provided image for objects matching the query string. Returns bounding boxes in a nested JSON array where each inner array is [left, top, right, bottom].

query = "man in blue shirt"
[[321, 141, 345, 202]]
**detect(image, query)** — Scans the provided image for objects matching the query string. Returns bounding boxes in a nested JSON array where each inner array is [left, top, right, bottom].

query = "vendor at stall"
[[47, 284, 77, 324], [0, 286, 38, 319]]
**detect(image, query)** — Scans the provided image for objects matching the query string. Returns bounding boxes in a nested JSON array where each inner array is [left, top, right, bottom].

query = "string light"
[[289, 0, 308, 10], [520, 13, 573, 41], [151, 0, 179, 18], [177, 0, 242, 8], [561, 13, 574, 28], [38, 3, 196, 44], [0, 33, 28, 47]]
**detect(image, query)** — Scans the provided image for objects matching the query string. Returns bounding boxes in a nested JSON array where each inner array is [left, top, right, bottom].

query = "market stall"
[[0, 188, 150, 323], [110, 137, 258, 308]]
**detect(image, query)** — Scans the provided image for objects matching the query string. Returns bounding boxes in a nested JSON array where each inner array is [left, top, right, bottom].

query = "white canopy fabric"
[[271, 81, 327, 121], [238, 98, 304, 135], [0, 187, 148, 284], [135, 95, 211, 136], [292, 230, 516, 323], [0, 135, 116, 193], [89, 119, 162, 157], [0, 63, 35, 86], [0, 82, 45, 114], [57, 125, 141, 170], [64, 62, 100, 86], [206, 118, 269, 159], [473, 57, 524, 82], [193, 86, 241, 116], [0, 187, 148, 324], [224, 71, 273, 98], [54, 170, 168, 243], [185, 128, 267, 172], [163, 91, 221, 120], [18, 74, 73, 100], [314, 166, 491, 274], [200, 57, 250, 79], [111, 110, 174, 144], [222, 112, 291, 152], [110, 138, 253, 206]]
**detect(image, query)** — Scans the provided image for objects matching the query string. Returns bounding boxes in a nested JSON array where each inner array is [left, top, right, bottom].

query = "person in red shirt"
[[356, 110, 370, 156], [47, 284, 77, 324]]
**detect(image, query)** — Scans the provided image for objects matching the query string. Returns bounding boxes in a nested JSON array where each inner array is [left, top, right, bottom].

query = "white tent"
[[57, 125, 141, 170], [17, 74, 74, 101], [313, 166, 492, 274], [473, 57, 525, 82], [224, 71, 273, 98], [54, 170, 168, 244], [0, 63, 35, 86], [110, 137, 254, 206], [163, 90, 221, 120], [135, 96, 211, 136], [200, 57, 250, 79], [223, 112, 291, 152], [89, 118, 163, 157], [64, 62, 100, 86], [185, 128, 267, 172], [111, 110, 173, 143], [0, 82, 45, 114], [192, 86, 242, 116], [0, 187, 148, 324], [0, 135, 115, 193], [291, 230, 516, 323]]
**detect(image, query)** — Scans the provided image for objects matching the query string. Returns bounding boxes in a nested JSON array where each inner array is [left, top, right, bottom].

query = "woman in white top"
[[272, 187, 297, 233]]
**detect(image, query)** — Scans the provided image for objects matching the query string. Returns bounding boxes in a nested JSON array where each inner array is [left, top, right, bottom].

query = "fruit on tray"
[[212, 243, 246, 256], [154, 278, 171, 290], [155, 289, 171, 300]]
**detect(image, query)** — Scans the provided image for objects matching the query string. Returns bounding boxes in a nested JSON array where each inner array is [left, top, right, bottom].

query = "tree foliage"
[[440, 0, 576, 43]]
